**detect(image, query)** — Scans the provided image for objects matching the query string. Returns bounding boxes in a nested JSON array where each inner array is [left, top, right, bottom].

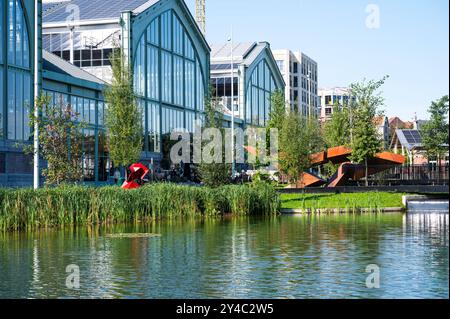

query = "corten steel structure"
[[210, 42, 285, 129], [289, 146, 406, 188]]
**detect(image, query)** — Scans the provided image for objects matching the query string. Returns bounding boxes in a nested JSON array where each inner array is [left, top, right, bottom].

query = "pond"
[[0, 212, 448, 299]]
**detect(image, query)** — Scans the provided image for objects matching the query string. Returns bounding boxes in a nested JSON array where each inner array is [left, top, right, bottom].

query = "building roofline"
[[129, 0, 210, 53], [261, 43, 286, 87], [42, 0, 210, 55], [176, 0, 211, 52], [43, 18, 120, 28], [43, 50, 107, 90], [210, 42, 256, 61]]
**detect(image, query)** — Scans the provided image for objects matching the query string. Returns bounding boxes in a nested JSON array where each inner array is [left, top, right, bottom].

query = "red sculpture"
[[121, 163, 150, 189]]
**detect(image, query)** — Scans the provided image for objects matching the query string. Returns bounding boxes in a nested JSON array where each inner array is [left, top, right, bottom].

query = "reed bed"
[[0, 183, 280, 231]]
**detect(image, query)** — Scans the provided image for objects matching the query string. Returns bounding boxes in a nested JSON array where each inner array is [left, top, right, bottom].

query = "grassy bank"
[[280, 192, 405, 212], [0, 183, 280, 231]]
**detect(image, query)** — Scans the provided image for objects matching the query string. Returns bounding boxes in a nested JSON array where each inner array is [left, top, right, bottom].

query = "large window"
[[45, 90, 110, 182], [0, 1, 5, 138], [1, 0, 32, 141], [0, 1, 3, 65], [276, 60, 284, 73], [245, 60, 277, 126], [42, 31, 120, 68], [134, 10, 207, 154]]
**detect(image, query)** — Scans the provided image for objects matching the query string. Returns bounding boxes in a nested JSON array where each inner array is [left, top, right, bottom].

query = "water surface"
[[0, 212, 448, 299]]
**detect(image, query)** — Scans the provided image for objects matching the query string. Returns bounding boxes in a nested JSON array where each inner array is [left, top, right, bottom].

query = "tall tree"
[[197, 92, 231, 187], [421, 95, 449, 180], [323, 102, 351, 148], [321, 102, 351, 177], [279, 111, 319, 185], [267, 90, 287, 132], [104, 51, 143, 177], [263, 90, 288, 168], [306, 116, 325, 154], [24, 94, 85, 185], [350, 77, 388, 186]]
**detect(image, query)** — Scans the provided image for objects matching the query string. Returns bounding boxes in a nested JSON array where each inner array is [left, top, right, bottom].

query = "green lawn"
[[280, 192, 406, 210]]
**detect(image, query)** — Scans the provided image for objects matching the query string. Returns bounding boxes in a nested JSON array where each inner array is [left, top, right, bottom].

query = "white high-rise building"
[[272, 49, 319, 117]]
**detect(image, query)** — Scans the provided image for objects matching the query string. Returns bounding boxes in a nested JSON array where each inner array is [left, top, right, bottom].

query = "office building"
[[318, 87, 354, 122], [272, 49, 318, 117]]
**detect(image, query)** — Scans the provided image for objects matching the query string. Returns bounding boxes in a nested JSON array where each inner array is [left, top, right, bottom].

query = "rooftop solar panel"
[[211, 43, 255, 59], [43, 0, 152, 23]]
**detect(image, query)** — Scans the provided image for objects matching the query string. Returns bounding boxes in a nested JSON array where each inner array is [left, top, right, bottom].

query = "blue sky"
[[186, 0, 449, 120]]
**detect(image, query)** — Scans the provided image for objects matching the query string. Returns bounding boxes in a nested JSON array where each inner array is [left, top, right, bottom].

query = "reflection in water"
[[0, 213, 448, 299]]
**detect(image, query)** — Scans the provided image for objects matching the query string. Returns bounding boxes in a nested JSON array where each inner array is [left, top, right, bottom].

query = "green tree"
[[259, 90, 288, 169], [279, 111, 318, 185], [323, 102, 351, 148], [322, 102, 351, 178], [197, 93, 231, 187], [267, 90, 287, 132], [24, 94, 85, 185], [350, 77, 388, 186], [421, 95, 449, 180], [104, 51, 143, 177], [306, 116, 325, 154]]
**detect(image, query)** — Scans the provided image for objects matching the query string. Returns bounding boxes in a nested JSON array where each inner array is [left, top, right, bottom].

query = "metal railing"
[[368, 164, 449, 186]]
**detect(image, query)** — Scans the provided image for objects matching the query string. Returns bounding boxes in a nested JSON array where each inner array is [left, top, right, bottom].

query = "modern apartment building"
[[318, 87, 354, 121], [210, 42, 285, 128], [272, 49, 318, 117]]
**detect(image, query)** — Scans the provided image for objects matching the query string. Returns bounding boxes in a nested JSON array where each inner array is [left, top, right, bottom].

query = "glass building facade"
[[1, 0, 36, 185], [1, 0, 32, 142], [210, 42, 284, 129], [245, 60, 277, 126], [41, 87, 108, 182], [133, 9, 207, 155], [1, 0, 210, 187], [1, 0, 110, 186]]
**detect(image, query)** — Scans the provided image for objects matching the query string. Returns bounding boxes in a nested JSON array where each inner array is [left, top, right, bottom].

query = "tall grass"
[[0, 183, 280, 231], [280, 192, 404, 213]]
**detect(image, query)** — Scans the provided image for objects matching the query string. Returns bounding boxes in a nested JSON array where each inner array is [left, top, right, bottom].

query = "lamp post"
[[228, 27, 235, 178], [33, 0, 40, 189]]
